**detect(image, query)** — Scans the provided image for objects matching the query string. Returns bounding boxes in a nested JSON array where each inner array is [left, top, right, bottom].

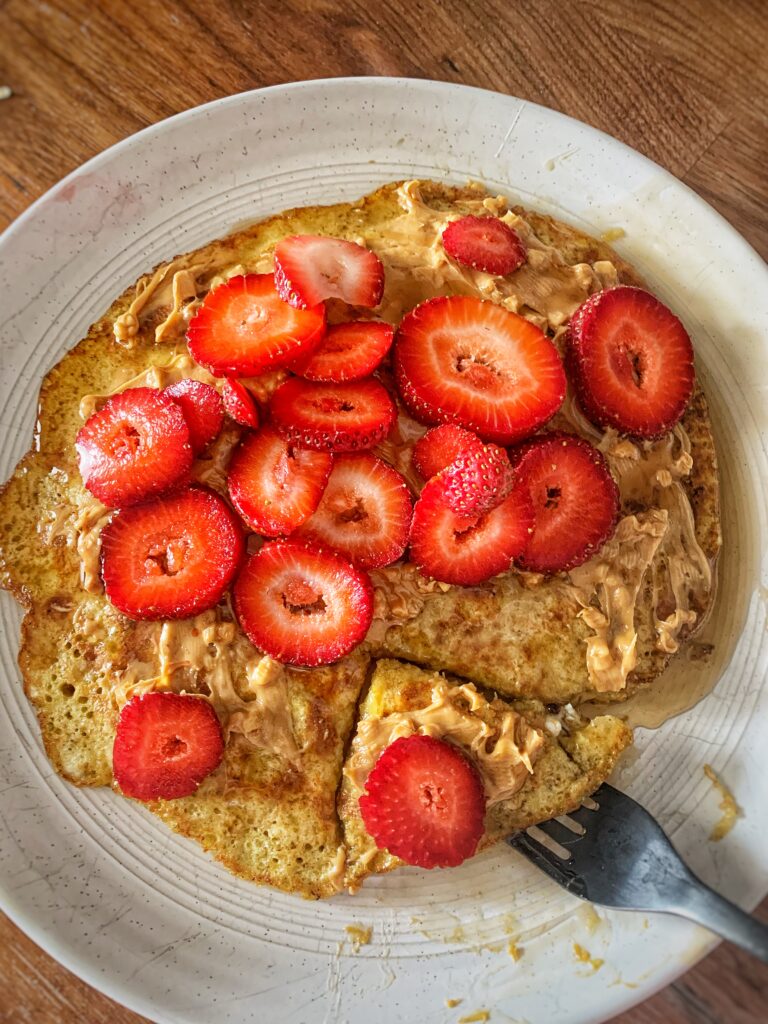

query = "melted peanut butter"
[[110, 611, 303, 762], [369, 181, 614, 331], [570, 512, 668, 692], [367, 563, 451, 646], [344, 680, 544, 807]]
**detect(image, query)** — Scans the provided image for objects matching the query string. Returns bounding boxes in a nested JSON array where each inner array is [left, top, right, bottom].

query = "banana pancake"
[[0, 180, 719, 896]]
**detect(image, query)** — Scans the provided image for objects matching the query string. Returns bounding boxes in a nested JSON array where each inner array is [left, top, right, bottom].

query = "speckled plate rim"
[[0, 77, 766, 1024]]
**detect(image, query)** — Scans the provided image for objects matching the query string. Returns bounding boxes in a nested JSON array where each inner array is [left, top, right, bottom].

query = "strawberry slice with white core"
[[442, 215, 527, 275], [233, 540, 374, 665], [163, 379, 224, 455], [113, 692, 224, 801], [101, 487, 245, 620], [186, 273, 326, 377], [566, 285, 694, 438], [511, 432, 620, 573], [227, 426, 332, 537], [292, 320, 394, 382], [412, 424, 483, 481], [394, 296, 566, 444], [274, 235, 384, 309], [359, 734, 486, 869], [222, 377, 260, 429], [409, 477, 534, 586], [294, 452, 412, 568], [269, 377, 397, 452], [76, 387, 193, 508]]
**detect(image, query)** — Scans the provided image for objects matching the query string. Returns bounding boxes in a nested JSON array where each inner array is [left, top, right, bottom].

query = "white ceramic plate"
[[1, 78, 767, 1024]]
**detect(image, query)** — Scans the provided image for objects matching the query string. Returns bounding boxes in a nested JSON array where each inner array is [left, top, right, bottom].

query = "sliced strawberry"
[[442, 215, 527, 275], [511, 432, 620, 573], [163, 378, 224, 455], [412, 424, 483, 481], [233, 540, 373, 666], [113, 692, 224, 801], [438, 443, 515, 516], [186, 273, 326, 377], [293, 453, 411, 568], [291, 321, 394, 382], [269, 377, 396, 452], [101, 487, 245, 620], [227, 426, 332, 537], [394, 296, 566, 444], [76, 387, 193, 508], [409, 477, 534, 585], [359, 734, 486, 869], [566, 285, 695, 438], [222, 377, 260, 429], [274, 235, 384, 309]]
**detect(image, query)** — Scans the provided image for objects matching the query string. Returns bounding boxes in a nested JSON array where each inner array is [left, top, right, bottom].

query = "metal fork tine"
[[506, 831, 573, 885], [532, 816, 585, 848]]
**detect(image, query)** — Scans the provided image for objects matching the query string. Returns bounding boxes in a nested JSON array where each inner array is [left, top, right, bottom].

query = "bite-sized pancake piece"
[[340, 659, 631, 891], [152, 651, 370, 899]]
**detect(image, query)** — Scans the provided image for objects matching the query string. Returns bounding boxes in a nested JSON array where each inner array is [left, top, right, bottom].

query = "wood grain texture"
[[0, 0, 766, 1022]]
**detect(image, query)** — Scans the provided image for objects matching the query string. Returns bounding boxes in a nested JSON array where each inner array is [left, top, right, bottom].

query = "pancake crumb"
[[345, 923, 372, 949], [445, 998, 463, 1008], [507, 940, 523, 961], [573, 943, 604, 972], [703, 764, 742, 840], [458, 1011, 490, 1023], [600, 227, 626, 242]]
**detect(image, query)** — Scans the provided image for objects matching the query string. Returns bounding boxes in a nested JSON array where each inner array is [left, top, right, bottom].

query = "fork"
[[507, 783, 768, 962]]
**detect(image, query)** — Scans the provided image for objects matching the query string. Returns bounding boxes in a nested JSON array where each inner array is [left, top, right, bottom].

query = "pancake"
[[0, 179, 719, 896], [340, 659, 632, 890]]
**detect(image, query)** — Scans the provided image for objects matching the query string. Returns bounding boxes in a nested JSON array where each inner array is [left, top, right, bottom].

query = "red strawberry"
[[233, 540, 373, 666], [442, 215, 527, 275], [101, 487, 245, 620], [438, 443, 515, 516], [163, 378, 224, 454], [274, 235, 384, 309], [113, 692, 224, 801], [511, 433, 620, 573], [269, 377, 396, 452], [76, 387, 193, 508], [409, 477, 534, 585], [359, 734, 486, 869], [566, 285, 695, 438], [394, 296, 566, 444], [412, 424, 483, 481], [227, 426, 332, 537], [186, 273, 326, 377], [293, 453, 411, 568], [292, 320, 394, 382], [222, 377, 260, 429]]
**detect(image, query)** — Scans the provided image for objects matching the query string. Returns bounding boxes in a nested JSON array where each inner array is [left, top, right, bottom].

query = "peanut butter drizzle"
[[111, 612, 303, 762], [367, 563, 451, 646], [569, 512, 668, 692], [371, 180, 615, 331], [344, 680, 544, 807]]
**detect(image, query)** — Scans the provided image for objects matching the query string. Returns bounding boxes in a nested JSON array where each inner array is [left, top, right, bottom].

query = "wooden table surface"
[[1, 0, 766, 1021]]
